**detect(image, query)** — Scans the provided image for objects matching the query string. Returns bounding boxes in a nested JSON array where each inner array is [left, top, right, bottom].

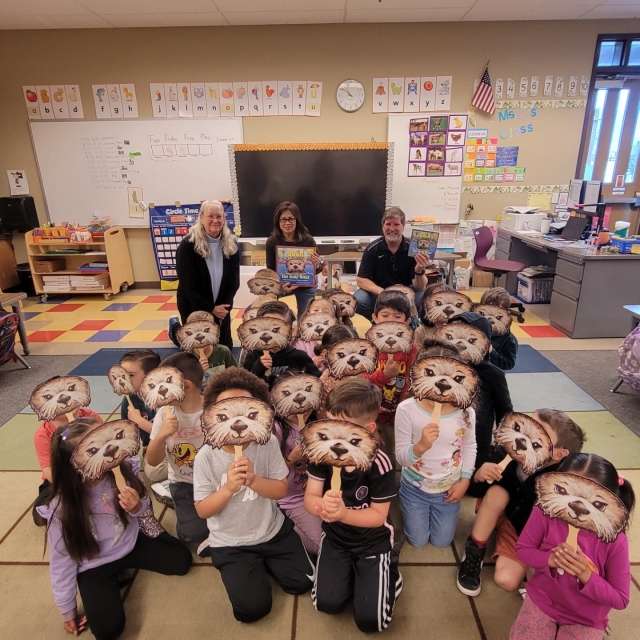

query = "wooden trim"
[[233, 142, 389, 151]]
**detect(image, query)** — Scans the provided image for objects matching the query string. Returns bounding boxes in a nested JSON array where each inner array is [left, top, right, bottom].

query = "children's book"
[[408, 230, 439, 258], [276, 246, 316, 287]]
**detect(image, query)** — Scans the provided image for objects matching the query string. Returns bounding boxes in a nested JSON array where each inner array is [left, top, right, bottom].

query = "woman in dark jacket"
[[176, 200, 240, 350], [265, 201, 321, 317]]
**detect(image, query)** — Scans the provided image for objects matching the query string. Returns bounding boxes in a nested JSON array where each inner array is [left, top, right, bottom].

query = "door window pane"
[[583, 90, 608, 181], [598, 41, 624, 66], [604, 90, 630, 183], [629, 41, 640, 66]]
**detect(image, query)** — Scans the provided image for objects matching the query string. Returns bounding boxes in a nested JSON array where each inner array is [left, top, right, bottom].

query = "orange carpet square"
[[521, 325, 566, 338], [158, 302, 178, 311], [154, 330, 169, 341], [72, 320, 113, 331], [142, 296, 174, 303], [28, 330, 66, 342], [49, 304, 85, 313]]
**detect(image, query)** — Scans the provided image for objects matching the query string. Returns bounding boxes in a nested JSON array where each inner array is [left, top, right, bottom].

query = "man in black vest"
[[355, 207, 429, 320]]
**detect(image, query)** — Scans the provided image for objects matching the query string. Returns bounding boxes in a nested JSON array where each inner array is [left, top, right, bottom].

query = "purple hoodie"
[[37, 458, 150, 619]]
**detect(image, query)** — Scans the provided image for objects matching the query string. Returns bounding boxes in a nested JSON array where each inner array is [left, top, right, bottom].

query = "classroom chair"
[[612, 326, 640, 394]]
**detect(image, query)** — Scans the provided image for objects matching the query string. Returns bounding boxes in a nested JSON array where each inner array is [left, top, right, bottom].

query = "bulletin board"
[[29, 119, 243, 228], [387, 114, 463, 223]]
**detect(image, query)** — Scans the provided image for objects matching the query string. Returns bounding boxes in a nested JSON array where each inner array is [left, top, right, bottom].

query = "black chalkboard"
[[234, 149, 388, 237]]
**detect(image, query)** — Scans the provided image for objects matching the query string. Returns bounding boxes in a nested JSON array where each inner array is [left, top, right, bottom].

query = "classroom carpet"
[[2, 286, 640, 639]]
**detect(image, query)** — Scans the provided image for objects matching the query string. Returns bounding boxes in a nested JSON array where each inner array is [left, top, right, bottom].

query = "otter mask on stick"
[[137, 366, 185, 413], [30, 376, 91, 422], [271, 374, 322, 430]]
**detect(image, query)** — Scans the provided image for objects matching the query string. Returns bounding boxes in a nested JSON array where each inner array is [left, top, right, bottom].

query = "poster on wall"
[[464, 137, 526, 183], [149, 203, 235, 281], [373, 76, 452, 113], [407, 114, 466, 178], [23, 85, 84, 120]]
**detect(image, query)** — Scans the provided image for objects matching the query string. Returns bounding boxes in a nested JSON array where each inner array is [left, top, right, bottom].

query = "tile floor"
[[2, 286, 639, 639]]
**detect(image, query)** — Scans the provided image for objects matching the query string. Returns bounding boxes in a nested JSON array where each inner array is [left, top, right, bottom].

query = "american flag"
[[471, 65, 496, 115]]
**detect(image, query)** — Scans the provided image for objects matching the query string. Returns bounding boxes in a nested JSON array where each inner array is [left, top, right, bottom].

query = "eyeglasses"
[[280, 217, 296, 224], [202, 215, 224, 222], [390, 254, 397, 272]]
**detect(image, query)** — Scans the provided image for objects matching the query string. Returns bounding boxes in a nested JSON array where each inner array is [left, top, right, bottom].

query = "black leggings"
[[76, 532, 192, 640]]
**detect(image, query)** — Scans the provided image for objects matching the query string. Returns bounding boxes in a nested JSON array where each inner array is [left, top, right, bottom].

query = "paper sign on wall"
[[65, 85, 84, 118], [388, 77, 405, 112], [543, 75, 554, 97], [292, 81, 306, 116], [580, 75, 590, 97], [262, 81, 278, 116], [404, 77, 420, 112], [495, 78, 504, 100], [219, 82, 234, 117], [233, 82, 249, 117], [249, 81, 264, 116], [164, 83, 179, 118], [92, 85, 110, 119], [205, 83, 220, 117], [306, 81, 322, 117], [49, 85, 70, 119], [436, 76, 452, 111], [530, 76, 539, 98], [567, 76, 577, 98], [150, 83, 167, 118], [107, 84, 124, 119], [373, 77, 389, 113], [277, 81, 293, 116], [554, 76, 565, 97], [6, 170, 29, 196], [191, 82, 207, 117], [120, 84, 138, 118], [178, 83, 193, 117], [506, 78, 515, 99], [420, 77, 436, 112], [519, 77, 528, 98]]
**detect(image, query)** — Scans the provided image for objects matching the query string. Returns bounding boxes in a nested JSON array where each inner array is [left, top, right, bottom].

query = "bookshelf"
[[25, 227, 134, 301]]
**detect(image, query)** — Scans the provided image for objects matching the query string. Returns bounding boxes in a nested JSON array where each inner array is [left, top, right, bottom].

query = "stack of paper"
[[70, 274, 111, 291], [42, 275, 71, 292], [503, 206, 540, 214]]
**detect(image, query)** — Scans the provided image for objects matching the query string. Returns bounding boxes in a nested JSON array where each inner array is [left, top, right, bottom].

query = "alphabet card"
[[178, 83, 193, 117], [277, 81, 293, 116], [164, 83, 179, 118], [191, 83, 207, 117], [233, 82, 249, 117], [306, 81, 322, 117], [249, 82, 264, 116], [219, 83, 235, 116], [150, 83, 167, 118], [388, 77, 405, 112], [372, 78, 389, 113], [120, 84, 138, 118], [420, 77, 436, 112], [23, 86, 41, 119], [262, 81, 278, 116], [49, 85, 69, 119], [36, 86, 55, 120], [293, 81, 306, 115], [92, 84, 110, 119], [205, 83, 220, 117], [65, 85, 84, 118], [436, 76, 452, 110], [107, 84, 124, 119], [404, 77, 420, 112]]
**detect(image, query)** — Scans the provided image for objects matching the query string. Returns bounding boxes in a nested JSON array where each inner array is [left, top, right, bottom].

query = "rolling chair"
[[472, 226, 526, 323]]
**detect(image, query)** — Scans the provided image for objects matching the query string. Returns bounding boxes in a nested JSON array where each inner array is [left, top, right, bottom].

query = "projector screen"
[[233, 147, 389, 238]]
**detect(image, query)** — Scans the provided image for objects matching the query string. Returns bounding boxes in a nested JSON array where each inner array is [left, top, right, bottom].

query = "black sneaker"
[[168, 316, 181, 347], [391, 529, 405, 564], [456, 536, 486, 596]]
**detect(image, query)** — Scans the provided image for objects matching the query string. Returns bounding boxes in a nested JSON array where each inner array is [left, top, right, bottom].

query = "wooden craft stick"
[[431, 402, 442, 425], [112, 465, 127, 493], [487, 454, 512, 485], [126, 396, 133, 408], [297, 414, 305, 430], [331, 466, 342, 492], [566, 524, 579, 549], [234, 445, 243, 459], [198, 348, 205, 359], [65, 412, 75, 423]]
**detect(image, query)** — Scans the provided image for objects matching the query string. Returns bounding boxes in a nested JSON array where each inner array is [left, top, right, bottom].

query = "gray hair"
[[186, 200, 238, 259], [381, 206, 405, 226]]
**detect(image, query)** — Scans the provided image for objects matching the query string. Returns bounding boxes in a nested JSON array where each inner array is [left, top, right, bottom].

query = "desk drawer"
[[550, 291, 577, 334], [496, 236, 511, 255], [553, 275, 581, 299], [556, 257, 584, 283]]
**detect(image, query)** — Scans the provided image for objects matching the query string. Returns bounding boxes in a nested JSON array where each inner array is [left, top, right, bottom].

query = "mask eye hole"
[[248, 411, 258, 420], [87, 447, 98, 456], [554, 484, 567, 496], [592, 501, 607, 512], [216, 413, 228, 422]]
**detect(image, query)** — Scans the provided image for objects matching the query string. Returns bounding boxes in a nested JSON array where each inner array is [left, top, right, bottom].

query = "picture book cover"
[[276, 246, 316, 287], [408, 230, 439, 258]]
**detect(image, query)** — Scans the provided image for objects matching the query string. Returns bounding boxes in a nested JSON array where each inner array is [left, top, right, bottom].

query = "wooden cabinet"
[[0, 234, 19, 290], [25, 227, 134, 301]]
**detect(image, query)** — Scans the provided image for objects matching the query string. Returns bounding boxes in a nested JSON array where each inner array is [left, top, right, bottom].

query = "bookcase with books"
[[25, 227, 134, 302]]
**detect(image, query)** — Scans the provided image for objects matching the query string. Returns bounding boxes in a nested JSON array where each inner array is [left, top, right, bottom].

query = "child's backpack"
[[615, 326, 640, 393], [0, 310, 29, 369]]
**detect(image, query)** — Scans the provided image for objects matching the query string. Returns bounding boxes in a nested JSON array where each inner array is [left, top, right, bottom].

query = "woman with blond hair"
[[176, 200, 240, 350]]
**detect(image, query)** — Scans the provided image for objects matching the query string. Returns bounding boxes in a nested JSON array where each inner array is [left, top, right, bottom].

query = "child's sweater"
[[273, 418, 308, 510], [120, 395, 155, 447], [244, 345, 321, 383], [517, 506, 630, 630], [489, 332, 518, 371], [395, 399, 476, 492], [37, 458, 150, 618]]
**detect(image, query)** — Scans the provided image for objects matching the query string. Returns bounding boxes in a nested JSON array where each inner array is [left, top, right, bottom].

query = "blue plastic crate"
[[611, 236, 638, 254]]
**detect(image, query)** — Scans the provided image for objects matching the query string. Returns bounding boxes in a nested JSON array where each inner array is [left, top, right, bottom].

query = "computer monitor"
[[561, 212, 591, 241]]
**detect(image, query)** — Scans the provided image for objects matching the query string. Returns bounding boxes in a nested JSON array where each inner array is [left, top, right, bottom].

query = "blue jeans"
[[399, 478, 461, 548], [293, 286, 317, 318], [354, 288, 377, 321]]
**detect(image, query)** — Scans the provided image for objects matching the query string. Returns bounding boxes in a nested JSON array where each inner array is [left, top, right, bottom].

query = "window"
[[578, 35, 640, 198]]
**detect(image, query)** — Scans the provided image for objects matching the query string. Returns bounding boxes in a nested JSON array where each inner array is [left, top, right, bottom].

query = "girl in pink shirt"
[[510, 453, 634, 640], [294, 297, 341, 370]]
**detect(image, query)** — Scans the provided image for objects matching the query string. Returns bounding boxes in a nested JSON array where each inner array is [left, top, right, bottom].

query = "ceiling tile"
[[36, 14, 115, 27], [224, 10, 344, 25], [0, 13, 53, 27], [462, 6, 532, 20], [524, 6, 597, 19], [346, 7, 468, 21], [599, 0, 640, 4], [142, 0, 220, 12], [580, 4, 640, 17], [75, 0, 156, 15], [474, 0, 602, 5], [156, 12, 227, 26], [347, 0, 473, 8], [102, 13, 176, 27], [280, 0, 345, 9], [346, 8, 408, 22], [0, 0, 24, 16], [215, 0, 281, 10], [5, 0, 92, 14]]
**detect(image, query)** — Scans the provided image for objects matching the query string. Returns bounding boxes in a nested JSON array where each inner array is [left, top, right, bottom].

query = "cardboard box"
[[501, 212, 546, 232], [472, 269, 494, 287], [455, 259, 471, 269]]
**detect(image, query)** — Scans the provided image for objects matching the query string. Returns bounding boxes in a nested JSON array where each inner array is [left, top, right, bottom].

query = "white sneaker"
[[197, 539, 211, 558]]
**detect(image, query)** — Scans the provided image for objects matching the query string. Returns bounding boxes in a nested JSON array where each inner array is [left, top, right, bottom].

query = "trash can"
[[16, 263, 36, 297]]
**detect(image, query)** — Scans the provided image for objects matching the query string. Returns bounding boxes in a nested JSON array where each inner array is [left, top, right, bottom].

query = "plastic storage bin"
[[611, 237, 639, 254], [517, 274, 554, 303]]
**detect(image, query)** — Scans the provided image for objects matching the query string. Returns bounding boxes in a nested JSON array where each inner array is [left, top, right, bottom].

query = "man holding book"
[[355, 207, 431, 321]]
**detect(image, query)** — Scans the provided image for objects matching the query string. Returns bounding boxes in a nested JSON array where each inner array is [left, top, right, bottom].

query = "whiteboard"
[[387, 115, 462, 223], [30, 119, 243, 227]]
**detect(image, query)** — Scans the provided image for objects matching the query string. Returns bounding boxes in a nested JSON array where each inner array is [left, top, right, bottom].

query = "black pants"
[[77, 532, 192, 640], [210, 517, 313, 623], [312, 534, 403, 633], [169, 481, 209, 544], [32, 479, 52, 525], [217, 313, 232, 351]]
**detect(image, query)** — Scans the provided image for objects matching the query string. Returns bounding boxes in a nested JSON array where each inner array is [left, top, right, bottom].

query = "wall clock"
[[336, 79, 365, 112]]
